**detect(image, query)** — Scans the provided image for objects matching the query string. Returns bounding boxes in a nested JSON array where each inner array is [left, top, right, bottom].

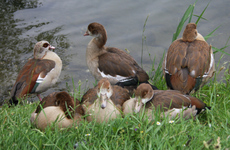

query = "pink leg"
[[37, 94, 42, 101]]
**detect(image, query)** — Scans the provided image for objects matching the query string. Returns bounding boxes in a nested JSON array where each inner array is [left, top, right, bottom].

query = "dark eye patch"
[[43, 43, 49, 48]]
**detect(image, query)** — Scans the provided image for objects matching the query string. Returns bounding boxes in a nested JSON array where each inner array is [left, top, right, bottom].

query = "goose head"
[[34, 41, 55, 59], [97, 78, 113, 109], [134, 83, 154, 113], [182, 23, 198, 42], [84, 22, 107, 47]]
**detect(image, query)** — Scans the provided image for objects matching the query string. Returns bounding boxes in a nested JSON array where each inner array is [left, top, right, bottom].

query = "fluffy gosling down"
[[30, 91, 84, 131], [81, 78, 130, 123]]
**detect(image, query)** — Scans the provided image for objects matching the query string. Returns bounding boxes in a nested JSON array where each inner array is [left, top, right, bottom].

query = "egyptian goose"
[[123, 83, 210, 120], [81, 78, 130, 123], [84, 22, 155, 89], [9, 41, 62, 105], [30, 91, 84, 131], [163, 23, 215, 94]]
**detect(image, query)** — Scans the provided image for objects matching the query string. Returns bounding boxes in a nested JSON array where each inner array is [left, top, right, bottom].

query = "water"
[[1, 0, 229, 104]]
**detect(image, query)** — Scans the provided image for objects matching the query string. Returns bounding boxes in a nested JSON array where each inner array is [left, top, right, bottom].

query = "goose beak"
[[49, 45, 55, 51], [84, 31, 89, 36], [100, 94, 108, 109], [134, 99, 142, 113]]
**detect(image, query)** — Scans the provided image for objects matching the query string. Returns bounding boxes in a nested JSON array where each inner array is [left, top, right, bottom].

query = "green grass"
[[1, 85, 230, 149], [1, 1, 230, 149]]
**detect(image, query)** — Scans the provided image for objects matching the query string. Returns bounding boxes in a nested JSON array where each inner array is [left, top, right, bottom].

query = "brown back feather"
[[170, 69, 196, 94], [10, 58, 55, 99], [35, 92, 84, 118], [186, 95, 206, 109], [35, 92, 58, 113], [111, 85, 130, 107], [166, 36, 211, 94], [146, 90, 191, 112], [166, 40, 210, 77], [81, 87, 98, 105], [56, 91, 75, 119], [99, 47, 149, 82]]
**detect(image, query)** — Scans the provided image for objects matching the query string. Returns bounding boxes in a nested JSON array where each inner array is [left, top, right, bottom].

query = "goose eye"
[[43, 43, 49, 48]]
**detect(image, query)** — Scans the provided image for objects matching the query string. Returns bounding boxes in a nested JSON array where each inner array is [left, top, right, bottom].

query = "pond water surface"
[[0, 0, 229, 104]]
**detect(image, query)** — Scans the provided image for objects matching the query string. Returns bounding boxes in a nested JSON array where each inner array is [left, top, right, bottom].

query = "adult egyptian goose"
[[9, 41, 62, 105], [81, 78, 130, 123], [30, 91, 84, 131], [163, 23, 215, 94], [123, 83, 210, 120], [84, 22, 153, 89]]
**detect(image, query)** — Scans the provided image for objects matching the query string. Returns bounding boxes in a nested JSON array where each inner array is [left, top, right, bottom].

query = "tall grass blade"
[[204, 25, 221, 40], [172, 4, 194, 42], [193, 15, 207, 21], [141, 14, 150, 67], [195, 1, 210, 25], [188, 0, 197, 23], [212, 46, 230, 55]]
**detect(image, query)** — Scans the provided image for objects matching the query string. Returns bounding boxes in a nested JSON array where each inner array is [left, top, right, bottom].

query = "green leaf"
[[204, 25, 221, 40], [195, 1, 210, 25], [193, 14, 207, 21], [172, 4, 194, 42], [212, 46, 230, 55]]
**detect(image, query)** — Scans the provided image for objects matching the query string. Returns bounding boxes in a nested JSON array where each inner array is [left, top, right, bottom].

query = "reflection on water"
[[0, 0, 39, 104], [0, 0, 229, 105], [0, 0, 71, 104]]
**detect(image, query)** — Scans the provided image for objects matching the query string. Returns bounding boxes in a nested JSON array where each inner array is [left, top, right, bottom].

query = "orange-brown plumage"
[[163, 23, 215, 94], [12, 59, 55, 98], [9, 41, 62, 105]]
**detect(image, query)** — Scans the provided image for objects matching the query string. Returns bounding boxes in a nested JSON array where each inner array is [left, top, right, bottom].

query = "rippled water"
[[1, 0, 229, 104]]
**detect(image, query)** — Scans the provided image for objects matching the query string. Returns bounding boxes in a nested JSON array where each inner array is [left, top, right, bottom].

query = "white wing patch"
[[166, 107, 187, 117], [182, 95, 191, 102], [36, 68, 54, 84], [98, 68, 134, 82], [141, 98, 149, 104], [36, 74, 44, 83], [203, 53, 214, 78], [165, 48, 214, 78], [190, 70, 196, 77], [141, 93, 154, 104], [164, 53, 169, 74]]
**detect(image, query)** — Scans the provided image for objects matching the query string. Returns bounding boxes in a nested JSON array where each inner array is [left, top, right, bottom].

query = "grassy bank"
[[1, 73, 230, 149], [1, 1, 230, 149]]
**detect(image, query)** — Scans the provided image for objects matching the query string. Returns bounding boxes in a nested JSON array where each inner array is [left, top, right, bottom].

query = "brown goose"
[[84, 22, 156, 90], [163, 23, 215, 94], [81, 78, 130, 123], [9, 41, 62, 105], [30, 91, 84, 131], [123, 83, 210, 120]]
